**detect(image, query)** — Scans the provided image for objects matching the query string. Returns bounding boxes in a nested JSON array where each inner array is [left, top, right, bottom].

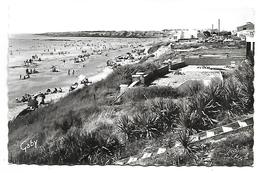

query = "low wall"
[[143, 65, 169, 85], [170, 61, 187, 70], [143, 62, 187, 85], [184, 57, 244, 65]]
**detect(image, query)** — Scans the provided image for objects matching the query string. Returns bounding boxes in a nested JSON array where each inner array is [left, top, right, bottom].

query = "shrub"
[[188, 92, 220, 131], [173, 128, 199, 166], [233, 60, 254, 112], [221, 76, 249, 115], [11, 125, 123, 165], [117, 115, 136, 142], [211, 130, 254, 166], [176, 99, 198, 133], [132, 113, 161, 139], [53, 110, 82, 133], [118, 98, 181, 142], [176, 129, 198, 155], [149, 98, 180, 132]]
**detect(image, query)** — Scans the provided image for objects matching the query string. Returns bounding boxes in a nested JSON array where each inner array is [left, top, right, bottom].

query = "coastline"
[[8, 66, 114, 121]]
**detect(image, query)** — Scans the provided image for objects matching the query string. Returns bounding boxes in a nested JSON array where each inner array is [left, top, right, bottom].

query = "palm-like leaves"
[[132, 113, 161, 139], [188, 92, 220, 130], [117, 115, 136, 141], [150, 98, 179, 131], [176, 129, 199, 161]]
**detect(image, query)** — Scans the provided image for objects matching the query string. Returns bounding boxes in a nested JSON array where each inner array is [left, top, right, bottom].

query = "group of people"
[[19, 68, 38, 80], [21, 54, 42, 80], [45, 87, 63, 94], [26, 68, 38, 74], [51, 66, 59, 72], [16, 86, 64, 110], [68, 69, 75, 75], [69, 82, 78, 92], [16, 93, 33, 103], [27, 93, 46, 110], [24, 59, 33, 66], [23, 55, 41, 66]]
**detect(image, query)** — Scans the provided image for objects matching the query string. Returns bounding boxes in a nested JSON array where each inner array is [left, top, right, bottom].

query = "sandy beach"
[[8, 34, 155, 120]]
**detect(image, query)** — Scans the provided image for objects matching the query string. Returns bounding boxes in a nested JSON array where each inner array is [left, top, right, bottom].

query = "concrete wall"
[[184, 57, 244, 66], [170, 61, 187, 70], [143, 65, 169, 85], [142, 62, 187, 85]]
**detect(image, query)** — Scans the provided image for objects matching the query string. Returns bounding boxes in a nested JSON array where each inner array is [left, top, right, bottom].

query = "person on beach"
[[38, 93, 45, 105], [46, 88, 51, 94], [72, 69, 75, 75], [28, 97, 38, 110], [19, 74, 22, 80], [53, 88, 58, 93], [68, 69, 70, 75], [58, 87, 62, 92], [26, 68, 29, 75]]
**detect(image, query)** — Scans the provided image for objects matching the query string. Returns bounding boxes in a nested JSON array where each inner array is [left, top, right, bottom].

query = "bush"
[[149, 98, 180, 132], [117, 115, 136, 142], [176, 129, 198, 157], [53, 110, 82, 133], [211, 130, 254, 166], [11, 125, 123, 165], [118, 98, 180, 142]]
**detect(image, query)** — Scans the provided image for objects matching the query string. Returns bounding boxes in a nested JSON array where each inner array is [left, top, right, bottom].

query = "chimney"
[[218, 19, 220, 32]]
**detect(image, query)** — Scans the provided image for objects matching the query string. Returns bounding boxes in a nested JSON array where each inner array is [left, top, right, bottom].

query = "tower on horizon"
[[218, 19, 220, 32]]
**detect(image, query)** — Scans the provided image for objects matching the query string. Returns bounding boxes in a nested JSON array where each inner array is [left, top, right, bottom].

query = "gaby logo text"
[[20, 139, 37, 152]]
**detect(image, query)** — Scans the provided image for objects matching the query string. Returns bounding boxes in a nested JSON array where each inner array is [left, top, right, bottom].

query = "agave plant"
[[150, 98, 180, 132], [176, 101, 197, 134], [132, 113, 161, 139], [221, 77, 249, 115], [188, 91, 220, 131], [176, 128, 199, 161], [117, 115, 136, 142]]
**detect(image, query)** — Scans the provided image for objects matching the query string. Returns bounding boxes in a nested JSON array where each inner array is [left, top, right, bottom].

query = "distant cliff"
[[37, 30, 170, 38]]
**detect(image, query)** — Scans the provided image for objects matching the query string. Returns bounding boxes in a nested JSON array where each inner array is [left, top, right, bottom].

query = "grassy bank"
[[9, 57, 254, 165]]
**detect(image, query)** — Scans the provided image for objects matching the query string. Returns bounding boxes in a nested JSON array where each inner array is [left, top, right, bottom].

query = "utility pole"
[[218, 19, 220, 35]]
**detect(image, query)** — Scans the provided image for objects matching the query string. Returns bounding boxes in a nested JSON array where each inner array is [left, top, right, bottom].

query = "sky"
[[8, 0, 255, 33]]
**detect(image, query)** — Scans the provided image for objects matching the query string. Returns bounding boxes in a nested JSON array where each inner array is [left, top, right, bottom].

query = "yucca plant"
[[175, 100, 197, 134], [117, 115, 136, 142], [221, 77, 248, 115], [233, 60, 254, 112], [150, 98, 179, 132], [132, 113, 161, 139], [176, 128, 199, 162], [188, 92, 220, 130]]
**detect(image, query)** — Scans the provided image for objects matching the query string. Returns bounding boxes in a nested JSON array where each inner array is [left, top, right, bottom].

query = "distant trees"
[[203, 31, 211, 38], [219, 31, 232, 37]]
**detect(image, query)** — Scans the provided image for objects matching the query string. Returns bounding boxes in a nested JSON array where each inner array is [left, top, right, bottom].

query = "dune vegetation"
[[9, 56, 254, 165]]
